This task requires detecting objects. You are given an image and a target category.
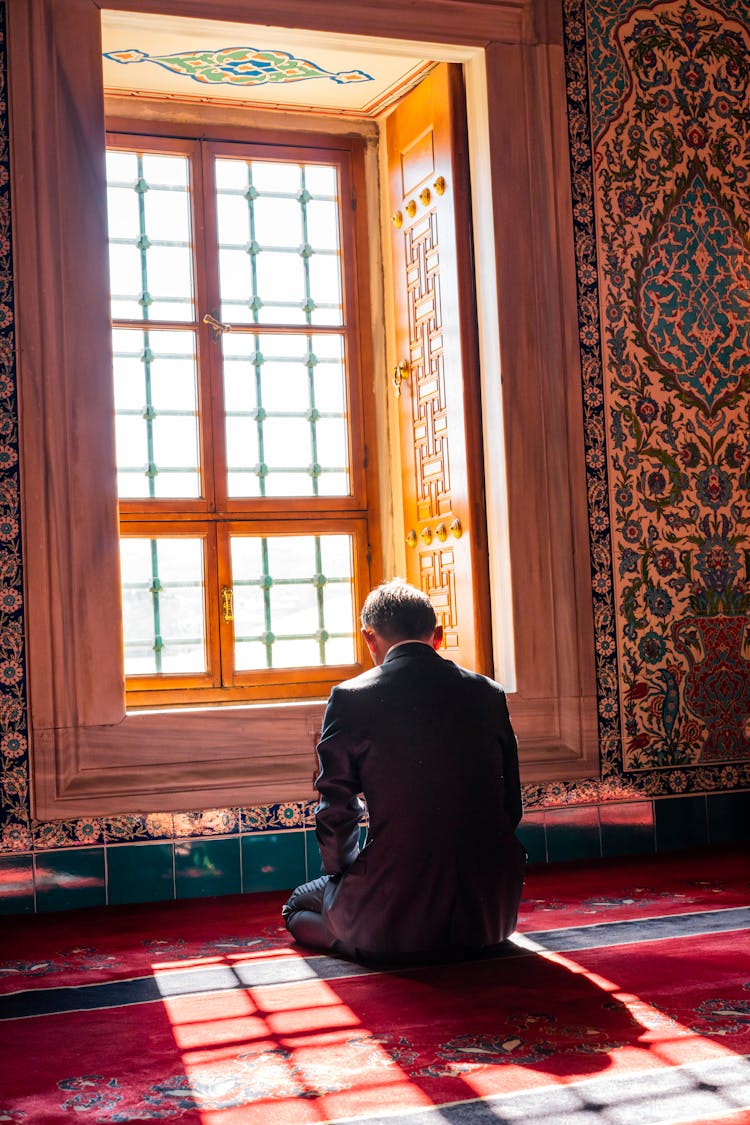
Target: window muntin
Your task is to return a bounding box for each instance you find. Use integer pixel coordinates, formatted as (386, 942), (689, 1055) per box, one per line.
(106, 133), (371, 703)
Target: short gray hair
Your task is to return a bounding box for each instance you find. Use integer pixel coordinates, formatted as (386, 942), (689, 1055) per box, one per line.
(360, 579), (437, 642)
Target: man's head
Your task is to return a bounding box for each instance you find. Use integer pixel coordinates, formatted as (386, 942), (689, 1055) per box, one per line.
(360, 579), (443, 665)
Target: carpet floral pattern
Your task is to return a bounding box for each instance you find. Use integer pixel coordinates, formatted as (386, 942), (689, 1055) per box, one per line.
(2, 852), (750, 1123)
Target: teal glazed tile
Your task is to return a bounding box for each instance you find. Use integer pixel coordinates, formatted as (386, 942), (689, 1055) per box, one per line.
(655, 795), (708, 852)
(600, 801), (655, 858)
(545, 806), (601, 863)
(35, 847), (106, 912)
(107, 843), (175, 905)
(707, 792), (750, 845)
(242, 831), (306, 893)
(0, 853), (34, 914)
(517, 813), (546, 864)
(175, 837), (241, 899)
(305, 828), (323, 881)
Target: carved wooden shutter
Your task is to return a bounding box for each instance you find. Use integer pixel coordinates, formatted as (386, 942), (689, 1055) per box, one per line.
(386, 63), (491, 672)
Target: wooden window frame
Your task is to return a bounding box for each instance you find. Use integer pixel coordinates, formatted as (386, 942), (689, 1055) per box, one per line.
(110, 127), (375, 706)
(9, 0), (598, 821)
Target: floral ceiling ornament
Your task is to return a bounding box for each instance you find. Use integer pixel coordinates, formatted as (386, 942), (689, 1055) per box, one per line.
(103, 46), (373, 87)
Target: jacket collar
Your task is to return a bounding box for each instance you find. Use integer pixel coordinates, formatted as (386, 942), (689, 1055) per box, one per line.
(382, 640), (441, 666)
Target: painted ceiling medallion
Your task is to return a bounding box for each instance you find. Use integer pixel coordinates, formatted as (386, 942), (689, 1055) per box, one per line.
(636, 166), (750, 416)
(103, 46), (374, 87)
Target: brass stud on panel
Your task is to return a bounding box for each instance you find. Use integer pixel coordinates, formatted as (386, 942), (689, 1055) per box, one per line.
(420, 527), (433, 545)
(419, 187), (432, 206)
(406, 529), (418, 548)
(392, 210), (403, 228)
(405, 199), (417, 217)
(433, 176), (446, 195)
(435, 522), (448, 542)
(450, 518), (463, 539)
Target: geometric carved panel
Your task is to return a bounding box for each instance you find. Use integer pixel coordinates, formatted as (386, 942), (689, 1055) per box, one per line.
(404, 210), (451, 523)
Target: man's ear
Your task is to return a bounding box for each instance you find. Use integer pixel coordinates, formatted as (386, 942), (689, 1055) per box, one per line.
(431, 624), (444, 651)
(361, 627), (377, 655)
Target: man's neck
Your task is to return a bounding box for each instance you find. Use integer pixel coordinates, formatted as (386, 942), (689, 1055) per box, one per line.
(385, 639), (434, 658)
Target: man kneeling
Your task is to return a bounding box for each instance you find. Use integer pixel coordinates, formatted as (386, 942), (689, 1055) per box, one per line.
(282, 579), (526, 962)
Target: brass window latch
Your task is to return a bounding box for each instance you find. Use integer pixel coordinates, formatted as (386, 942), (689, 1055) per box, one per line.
(221, 585), (234, 622)
(392, 359), (409, 399)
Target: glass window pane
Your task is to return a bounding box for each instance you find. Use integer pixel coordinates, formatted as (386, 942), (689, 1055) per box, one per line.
(120, 537), (206, 676)
(223, 360), (258, 413)
(254, 197), (303, 247)
(107, 186), (140, 239)
(316, 472), (349, 496)
(106, 150), (138, 183)
(313, 362), (347, 413)
(263, 418), (311, 469)
(264, 472), (316, 497)
(225, 416), (259, 468)
(234, 641), (268, 671)
(144, 189), (192, 244)
(219, 248), (252, 302)
(272, 638), (321, 669)
(304, 165), (337, 196)
(256, 251), (305, 304)
(266, 536), (316, 579)
(216, 194), (251, 245)
(306, 200), (340, 251)
(308, 254), (342, 308)
(109, 243), (142, 302)
(215, 158), (249, 191)
(316, 418), (348, 470)
(251, 161), (301, 194)
(260, 361), (308, 412)
(228, 533), (356, 670)
(147, 246), (193, 301)
(142, 153), (189, 188)
(270, 583), (319, 635)
(325, 636), (356, 664)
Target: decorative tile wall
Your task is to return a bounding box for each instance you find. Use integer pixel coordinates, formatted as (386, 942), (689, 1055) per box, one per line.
(563, 0), (750, 799)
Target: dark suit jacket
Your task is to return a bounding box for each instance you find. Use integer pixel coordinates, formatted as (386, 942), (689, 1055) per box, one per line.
(314, 641), (525, 958)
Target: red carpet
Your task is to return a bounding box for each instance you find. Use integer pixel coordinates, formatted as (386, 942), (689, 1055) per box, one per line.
(1, 847), (749, 1124)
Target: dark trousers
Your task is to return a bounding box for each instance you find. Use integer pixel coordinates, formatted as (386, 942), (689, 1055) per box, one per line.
(282, 875), (347, 955)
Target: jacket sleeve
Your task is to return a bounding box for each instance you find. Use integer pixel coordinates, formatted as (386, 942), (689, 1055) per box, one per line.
(498, 690), (523, 828)
(314, 686), (364, 876)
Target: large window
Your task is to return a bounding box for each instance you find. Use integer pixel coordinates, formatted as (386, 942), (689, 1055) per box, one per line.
(106, 134), (374, 705)
(10, 0), (597, 819)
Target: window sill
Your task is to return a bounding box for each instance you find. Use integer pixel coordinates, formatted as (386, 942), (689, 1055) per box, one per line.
(32, 699), (327, 820)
